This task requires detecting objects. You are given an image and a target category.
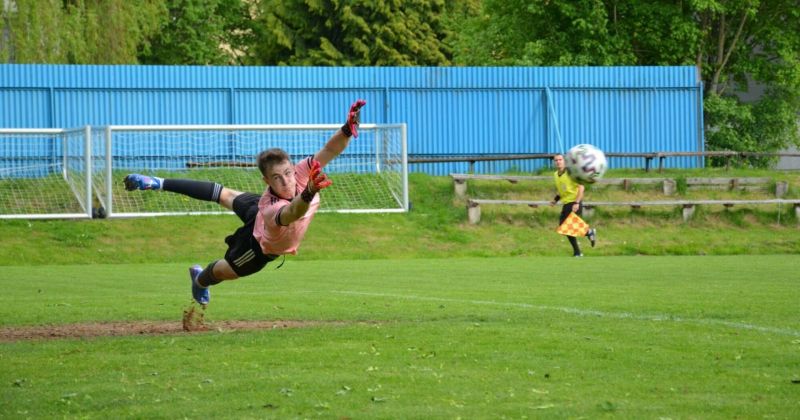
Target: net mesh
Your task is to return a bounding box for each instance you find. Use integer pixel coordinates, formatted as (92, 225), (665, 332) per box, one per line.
(96, 125), (406, 216)
(0, 129), (92, 218)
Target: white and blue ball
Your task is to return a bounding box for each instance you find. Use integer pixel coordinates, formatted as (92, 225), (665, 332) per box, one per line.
(565, 144), (607, 185)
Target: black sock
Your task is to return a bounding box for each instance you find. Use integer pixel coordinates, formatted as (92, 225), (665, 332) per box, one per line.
(197, 261), (223, 288)
(162, 179), (223, 203)
(568, 236), (581, 255)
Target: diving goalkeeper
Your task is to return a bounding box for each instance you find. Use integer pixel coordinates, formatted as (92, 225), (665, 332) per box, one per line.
(123, 99), (366, 306)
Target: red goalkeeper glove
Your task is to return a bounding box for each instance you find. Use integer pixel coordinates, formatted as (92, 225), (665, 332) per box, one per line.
(341, 99), (367, 138)
(301, 160), (332, 202)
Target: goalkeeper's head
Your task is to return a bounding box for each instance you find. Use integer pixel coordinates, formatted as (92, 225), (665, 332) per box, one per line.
(257, 148), (295, 200)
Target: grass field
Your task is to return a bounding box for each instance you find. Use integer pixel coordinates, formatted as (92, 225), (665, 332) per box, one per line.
(2, 169), (799, 418)
(1, 171), (799, 266)
(2, 256), (799, 418)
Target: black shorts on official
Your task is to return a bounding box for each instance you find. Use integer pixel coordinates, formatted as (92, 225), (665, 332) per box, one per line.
(223, 193), (278, 277)
(559, 202), (583, 225)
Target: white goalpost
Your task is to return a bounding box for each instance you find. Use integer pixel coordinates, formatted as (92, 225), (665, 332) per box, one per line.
(0, 124), (408, 219)
(0, 127), (94, 219)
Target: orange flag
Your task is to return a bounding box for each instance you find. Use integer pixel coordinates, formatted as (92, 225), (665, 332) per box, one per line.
(556, 212), (590, 237)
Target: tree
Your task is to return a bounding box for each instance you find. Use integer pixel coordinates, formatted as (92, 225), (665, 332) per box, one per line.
(691, 1), (800, 164)
(452, 0), (800, 164)
(451, 0), (637, 66)
(251, 0), (452, 66)
(66, 0), (167, 64)
(1, 0), (166, 64)
(1, 0), (66, 63)
(139, 0), (255, 65)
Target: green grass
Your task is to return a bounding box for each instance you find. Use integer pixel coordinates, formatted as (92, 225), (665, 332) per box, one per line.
(1, 171), (798, 266)
(1, 168), (799, 417)
(0, 174), (88, 214)
(2, 256), (799, 418)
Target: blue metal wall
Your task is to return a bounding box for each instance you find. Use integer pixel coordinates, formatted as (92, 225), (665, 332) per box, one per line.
(0, 65), (703, 174)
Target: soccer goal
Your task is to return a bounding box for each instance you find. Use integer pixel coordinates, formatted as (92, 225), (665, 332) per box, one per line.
(95, 124), (409, 218)
(0, 127), (95, 219)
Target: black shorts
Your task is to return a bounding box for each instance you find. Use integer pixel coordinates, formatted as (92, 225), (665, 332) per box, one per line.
(224, 193), (278, 277)
(559, 202), (583, 225)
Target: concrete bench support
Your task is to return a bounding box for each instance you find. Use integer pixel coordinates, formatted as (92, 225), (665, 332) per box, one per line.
(682, 204), (695, 221)
(663, 179), (676, 195)
(454, 178), (467, 198)
(467, 200), (481, 224)
(776, 181), (789, 197)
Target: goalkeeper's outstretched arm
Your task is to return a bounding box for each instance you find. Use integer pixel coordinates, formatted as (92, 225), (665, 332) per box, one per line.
(315, 99), (366, 167)
(278, 159), (332, 226)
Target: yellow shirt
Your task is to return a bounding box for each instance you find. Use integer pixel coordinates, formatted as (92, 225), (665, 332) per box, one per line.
(554, 170), (580, 203)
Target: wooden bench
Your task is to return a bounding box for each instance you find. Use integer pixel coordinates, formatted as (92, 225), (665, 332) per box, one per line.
(466, 198), (800, 224)
(452, 174), (789, 198)
(685, 177), (781, 192)
(451, 174), (551, 197)
(451, 173), (670, 198)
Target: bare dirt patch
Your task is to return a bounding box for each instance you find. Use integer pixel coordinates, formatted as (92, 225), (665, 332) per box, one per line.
(0, 319), (337, 342)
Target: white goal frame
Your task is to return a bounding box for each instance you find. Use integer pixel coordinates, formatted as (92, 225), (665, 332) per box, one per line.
(96, 124), (408, 218)
(0, 127), (94, 219)
(2, 124), (409, 219)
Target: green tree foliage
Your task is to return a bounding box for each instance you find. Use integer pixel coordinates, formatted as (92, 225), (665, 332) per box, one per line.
(453, 0), (800, 164)
(251, 0), (452, 66)
(0, 0), (166, 64)
(440, 0), (481, 56)
(68, 0), (167, 64)
(139, 0), (255, 65)
(693, 1), (800, 164)
(452, 0), (636, 66)
(1, 0), (66, 63)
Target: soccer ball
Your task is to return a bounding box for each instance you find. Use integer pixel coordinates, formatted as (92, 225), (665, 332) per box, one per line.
(565, 144), (607, 184)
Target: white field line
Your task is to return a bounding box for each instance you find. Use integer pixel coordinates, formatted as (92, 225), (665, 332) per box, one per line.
(332, 290), (800, 337)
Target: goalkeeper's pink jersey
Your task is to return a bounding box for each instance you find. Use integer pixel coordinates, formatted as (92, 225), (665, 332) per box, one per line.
(253, 157), (320, 256)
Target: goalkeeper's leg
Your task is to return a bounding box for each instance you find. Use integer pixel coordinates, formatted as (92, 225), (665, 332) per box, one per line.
(163, 180), (244, 211)
(165, 182), (245, 211)
(162, 179), (224, 203)
(189, 238), (276, 305)
(124, 174), (242, 210)
(189, 260), (237, 306)
(188, 192), (277, 305)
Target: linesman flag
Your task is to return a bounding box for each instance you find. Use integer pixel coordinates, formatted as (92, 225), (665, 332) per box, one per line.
(556, 212), (590, 237)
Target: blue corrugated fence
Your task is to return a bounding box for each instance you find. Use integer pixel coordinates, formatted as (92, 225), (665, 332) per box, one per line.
(0, 65), (703, 175)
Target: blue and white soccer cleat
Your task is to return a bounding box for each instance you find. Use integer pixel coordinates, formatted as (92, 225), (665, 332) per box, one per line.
(587, 228), (597, 248)
(189, 265), (210, 305)
(123, 174), (162, 191)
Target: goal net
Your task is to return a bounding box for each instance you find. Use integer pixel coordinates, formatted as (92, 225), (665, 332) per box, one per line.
(0, 128), (94, 219)
(94, 124), (408, 217)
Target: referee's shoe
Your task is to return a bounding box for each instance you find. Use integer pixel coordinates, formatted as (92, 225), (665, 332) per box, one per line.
(587, 228), (597, 248)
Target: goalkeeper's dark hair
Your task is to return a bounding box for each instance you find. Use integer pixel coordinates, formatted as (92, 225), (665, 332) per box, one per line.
(257, 148), (291, 176)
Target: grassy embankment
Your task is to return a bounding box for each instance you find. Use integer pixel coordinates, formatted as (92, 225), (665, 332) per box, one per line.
(0, 168), (798, 266)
